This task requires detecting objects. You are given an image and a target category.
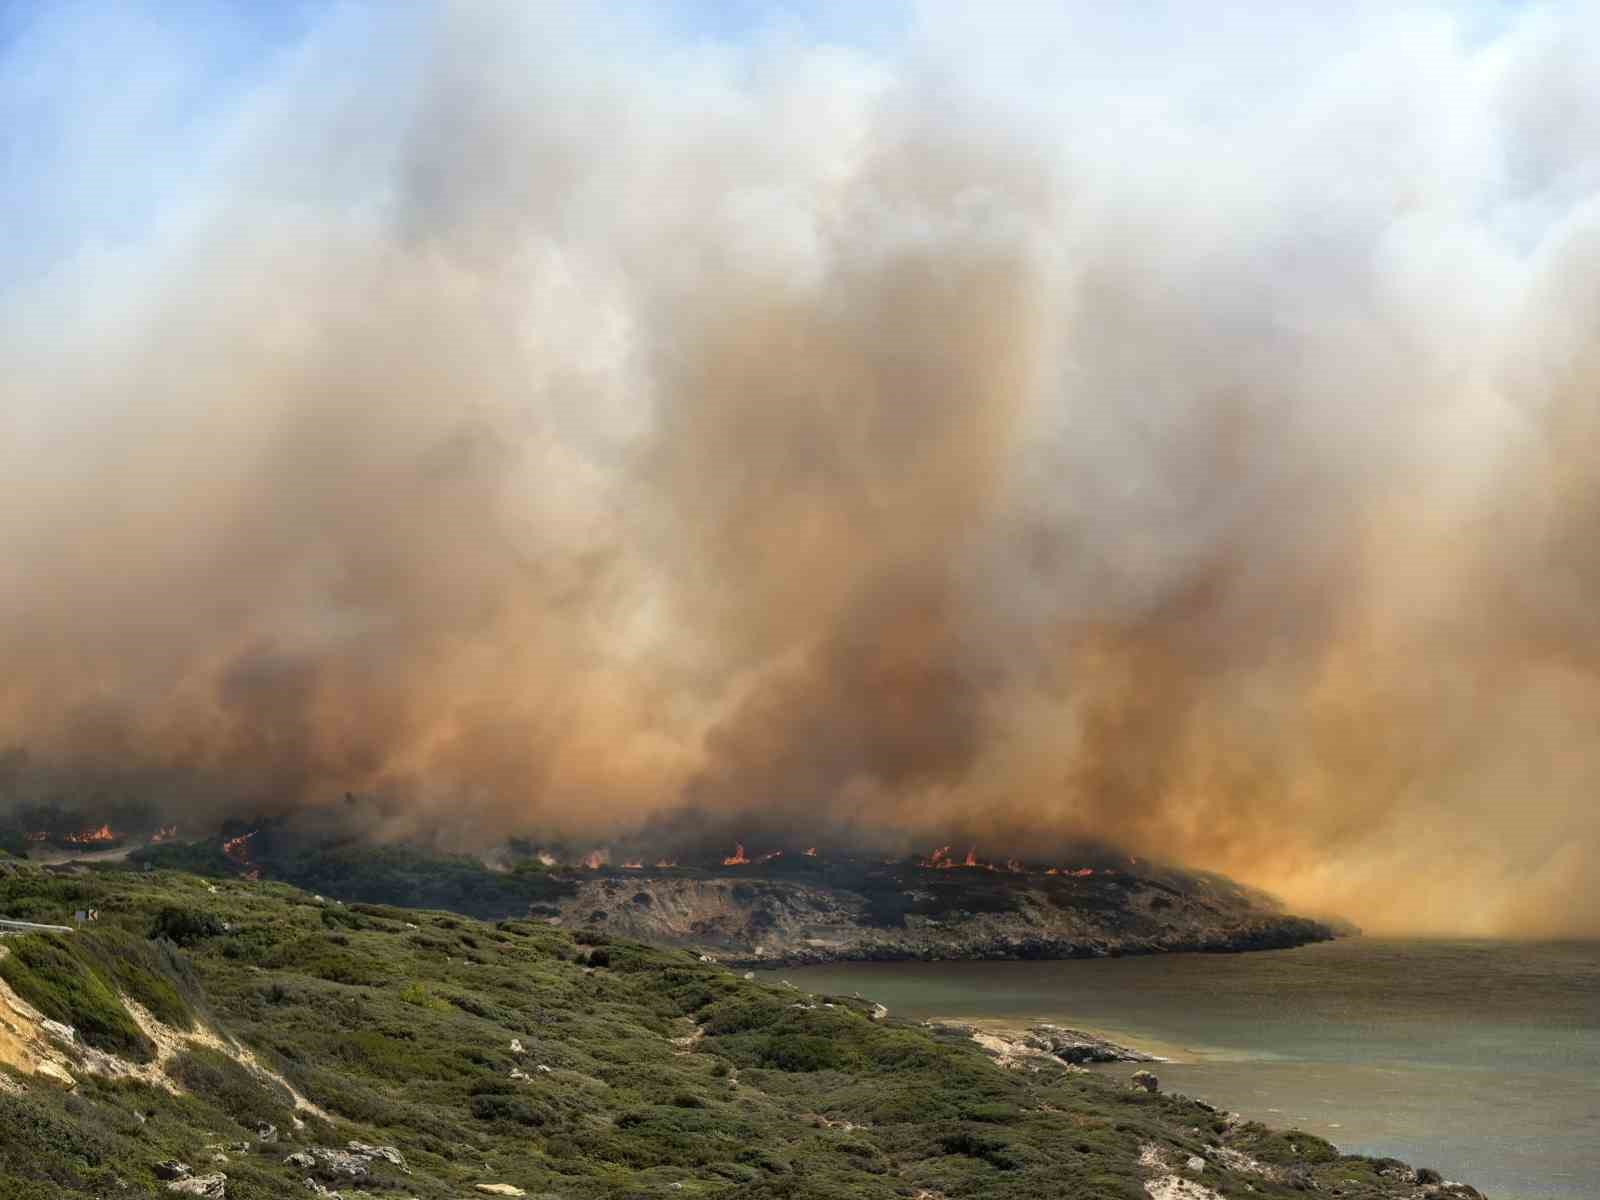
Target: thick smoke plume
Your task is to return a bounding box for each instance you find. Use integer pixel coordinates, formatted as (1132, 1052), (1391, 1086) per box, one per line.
(3, 3), (1599, 935)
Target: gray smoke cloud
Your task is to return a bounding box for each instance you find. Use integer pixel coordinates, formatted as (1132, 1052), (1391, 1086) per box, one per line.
(3, 1), (1599, 935)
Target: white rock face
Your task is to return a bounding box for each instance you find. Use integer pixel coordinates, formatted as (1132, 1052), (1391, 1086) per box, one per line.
(36, 1060), (76, 1088)
(1144, 1176), (1225, 1200)
(165, 1173), (227, 1198)
(1144, 1176), (1224, 1200)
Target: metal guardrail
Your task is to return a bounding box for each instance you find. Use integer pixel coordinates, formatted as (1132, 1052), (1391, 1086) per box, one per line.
(0, 917), (76, 933)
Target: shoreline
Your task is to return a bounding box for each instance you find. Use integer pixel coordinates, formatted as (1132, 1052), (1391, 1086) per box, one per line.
(933, 1014), (1187, 1063)
(760, 944), (1600, 1200)
(898, 1015), (1490, 1199)
(717, 920), (1341, 968)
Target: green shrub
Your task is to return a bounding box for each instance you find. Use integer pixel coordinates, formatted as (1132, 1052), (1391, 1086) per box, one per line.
(73, 931), (195, 1031)
(470, 1092), (551, 1127)
(149, 906), (224, 947)
(1238, 1123), (1341, 1165)
(398, 981), (450, 1011)
(962, 1102), (1023, 1123)
(753, 1032), (850, 1072)
(0, 1091), (113, 1188)
(164, 1046), (295, 1131)
(0, 935), (152, 1060)
(939, 1128), (1022, 1170)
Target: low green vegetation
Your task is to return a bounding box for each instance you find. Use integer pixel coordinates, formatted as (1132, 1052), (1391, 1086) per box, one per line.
(0, 932), (157, 1061)
(133, 837), (578, 918)
(0, 862), (1459, 1199)
(164, 1045), (296, 1131)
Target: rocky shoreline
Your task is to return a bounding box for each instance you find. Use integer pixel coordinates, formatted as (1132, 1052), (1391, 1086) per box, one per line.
(938, 1020), (1487, 1200)
(928, 1020), (1163, 1068)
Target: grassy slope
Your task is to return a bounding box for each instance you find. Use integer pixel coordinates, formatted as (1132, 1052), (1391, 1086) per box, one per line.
(0, 863), (1452, 1199)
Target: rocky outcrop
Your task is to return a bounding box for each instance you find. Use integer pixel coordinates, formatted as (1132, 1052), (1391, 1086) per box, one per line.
(283, 1143), (406, 1184)
(940, 1022), (1157, 1072)
(1143, 1177), (1223, 1200)
(555, 860), (1339, 966)
(1023, 1023), (1160, 1064)
(165, 1173), (226, 1198)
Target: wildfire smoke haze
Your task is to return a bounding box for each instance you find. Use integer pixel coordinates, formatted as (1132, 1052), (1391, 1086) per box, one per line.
(3, 3), (1600, 937)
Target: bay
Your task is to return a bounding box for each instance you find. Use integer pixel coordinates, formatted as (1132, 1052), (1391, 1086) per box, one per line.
(760, 939), (1600, 1200)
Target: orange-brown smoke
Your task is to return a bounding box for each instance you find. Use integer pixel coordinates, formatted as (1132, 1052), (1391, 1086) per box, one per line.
(2, 4), (1599, 936)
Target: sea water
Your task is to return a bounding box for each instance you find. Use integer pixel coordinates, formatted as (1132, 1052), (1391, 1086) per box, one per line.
(760, 939), (1600, 1199)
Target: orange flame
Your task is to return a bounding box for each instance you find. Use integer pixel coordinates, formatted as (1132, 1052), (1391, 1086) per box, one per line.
(1045, 867), (1059, 875)
(581, 850), (606, 870)
(722, 843), (750, 866)
(963, 847), (978, 867)
(621, 860), (643, 869)
(1073, 867), (1094, 878)
(149, 824), (179, 843)
(803, 847), (817, 857)
(1005, 858), (1024, 874)
(63, 824), (116, 844)
(654, 858), (678, 869)
(919, 845), (953, 868)
(222, 830), (256, 857)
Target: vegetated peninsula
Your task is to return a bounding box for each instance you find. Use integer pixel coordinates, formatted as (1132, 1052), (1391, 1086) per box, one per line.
(551, 855), (1337, 967)
(129, 829), (1342, 968)
(0, 859), (1476, 1200)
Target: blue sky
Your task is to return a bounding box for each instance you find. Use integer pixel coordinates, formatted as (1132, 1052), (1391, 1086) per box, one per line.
(0, 1), (912, 290)
(0, 0), (1546, 295)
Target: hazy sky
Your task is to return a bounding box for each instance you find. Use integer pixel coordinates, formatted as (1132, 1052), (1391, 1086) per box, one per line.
(3, 1), (1599, 937)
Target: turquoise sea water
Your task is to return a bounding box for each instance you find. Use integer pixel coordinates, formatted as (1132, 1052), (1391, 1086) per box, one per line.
(759, 939), (1600, 1200)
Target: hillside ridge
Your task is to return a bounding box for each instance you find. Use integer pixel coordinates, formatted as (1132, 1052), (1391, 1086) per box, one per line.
(0, 858), (1476, 1199)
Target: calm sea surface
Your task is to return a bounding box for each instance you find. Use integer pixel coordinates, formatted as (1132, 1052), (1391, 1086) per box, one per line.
(758, 939), (1600, 1200)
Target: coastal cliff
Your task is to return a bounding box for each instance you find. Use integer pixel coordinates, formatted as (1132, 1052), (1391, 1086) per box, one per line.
(553, 857), (1338, 965)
